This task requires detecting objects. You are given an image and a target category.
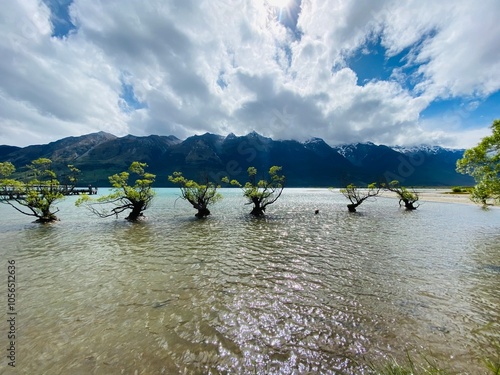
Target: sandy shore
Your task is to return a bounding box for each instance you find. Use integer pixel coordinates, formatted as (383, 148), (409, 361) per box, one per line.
(380, 189), (476, 205)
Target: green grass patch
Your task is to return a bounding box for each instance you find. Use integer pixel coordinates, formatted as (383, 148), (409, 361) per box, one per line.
(367, 347), (500, 375)
(449, 186), (473, 194)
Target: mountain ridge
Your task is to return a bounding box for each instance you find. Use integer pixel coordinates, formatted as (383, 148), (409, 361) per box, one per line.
(0, 131), (472, 187)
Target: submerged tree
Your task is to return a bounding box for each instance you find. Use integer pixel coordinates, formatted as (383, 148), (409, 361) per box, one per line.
(0, 158), (77, 223)
(168, 172), (222, 218)
(224, 166), (285, 216)
(456, 119), (500, 206)
(468, 180), (496, 206)
(340, 183), (381, 212)
(76, 162), (155, 221)
(62, 164), (81, 193)
(384, 180), (419, 210)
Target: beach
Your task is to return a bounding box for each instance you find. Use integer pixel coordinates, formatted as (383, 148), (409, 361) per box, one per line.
(381, 188), (476, 205)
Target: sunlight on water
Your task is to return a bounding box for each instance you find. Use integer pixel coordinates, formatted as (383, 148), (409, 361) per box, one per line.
(1, 189), (499, 374)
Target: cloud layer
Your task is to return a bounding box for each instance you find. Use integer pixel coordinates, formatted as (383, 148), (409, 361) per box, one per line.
(1, 0), (499, 148)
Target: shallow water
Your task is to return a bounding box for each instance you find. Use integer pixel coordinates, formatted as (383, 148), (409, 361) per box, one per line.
(1, 188), (499, 374)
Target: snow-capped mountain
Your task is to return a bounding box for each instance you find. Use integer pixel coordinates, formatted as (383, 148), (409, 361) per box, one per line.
(1, 132), (472, 187)
(391, 145), (461, 155)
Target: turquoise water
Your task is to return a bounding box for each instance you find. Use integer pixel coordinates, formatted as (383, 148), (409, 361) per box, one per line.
(1, 188), (499, 374)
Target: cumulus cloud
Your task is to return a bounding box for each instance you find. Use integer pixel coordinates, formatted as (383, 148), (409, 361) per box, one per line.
(0, 1), (130, 145)
(0, 0), (499, 148)
(378, 0), (500, 98)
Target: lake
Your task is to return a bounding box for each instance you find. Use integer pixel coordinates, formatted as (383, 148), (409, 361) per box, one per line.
(1, 188), (499, 374)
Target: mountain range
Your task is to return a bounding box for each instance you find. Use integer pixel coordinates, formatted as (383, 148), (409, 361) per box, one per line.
(0, 131), (473, 187)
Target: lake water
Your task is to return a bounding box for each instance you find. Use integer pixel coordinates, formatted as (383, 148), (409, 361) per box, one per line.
(1, 188), (499, 374)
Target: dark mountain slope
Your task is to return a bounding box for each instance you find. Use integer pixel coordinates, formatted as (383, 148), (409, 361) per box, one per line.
(4, 132), (117, 166)
(0, 132), (474, 187)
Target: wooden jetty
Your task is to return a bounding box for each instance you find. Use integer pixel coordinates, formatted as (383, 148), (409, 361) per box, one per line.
(0, 185), (98, 200)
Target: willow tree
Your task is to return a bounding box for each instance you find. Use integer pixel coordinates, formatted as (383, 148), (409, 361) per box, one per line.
(76, 162), (155, 221)
(384, 180), (419, 210)
(340, 183), (381, 212)
(168, 172), (222, 218)
(468, 180), (496, 206)
(0, 158), (78, 223)
(457, 119), (500, 205)
(63, 164), (81, 193)
(224, 166), (285, 216)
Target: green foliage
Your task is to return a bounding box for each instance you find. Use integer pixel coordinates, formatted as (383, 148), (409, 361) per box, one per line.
(469, 179), (497, 206)
(76, 161), (155, 221)
(0, 158), (72, 222)
(340, 182), (380, 212)
(243, 166), (285, 201)
(221, 176), (242, 187)
(340, 182), (379, 202)
(228, 166), (285, 216)
(0, 162), (15, 177)
(66, 164), (81, 186)
(484, 354), (500, 375)
(457, 119), (500, 204)
(367, 346), (500, 375)
(366, 349), (449, 375)
(369, 359), (446, 375)
(168, 172), (222, 217)
(382, 180), (419, 210)
(22, 158), (64, 221)
(388, 180), (418, 201)
(0, 162), (22, 201)
(450, 186), (473, 194)
(0, 162), (19, 192)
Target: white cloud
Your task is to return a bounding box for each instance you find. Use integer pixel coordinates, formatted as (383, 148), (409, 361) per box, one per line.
(0, 0), (129, 146)
(415, 121), (493, 149)
(0, 0), (499, 148)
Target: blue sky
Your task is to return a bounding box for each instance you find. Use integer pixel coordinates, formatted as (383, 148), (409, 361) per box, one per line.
(1, 0), (499, 148)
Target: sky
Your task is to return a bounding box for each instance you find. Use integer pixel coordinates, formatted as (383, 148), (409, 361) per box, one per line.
(1, 0), (499, 149)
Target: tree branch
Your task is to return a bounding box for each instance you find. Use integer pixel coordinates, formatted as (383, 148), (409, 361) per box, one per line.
(0, 200), (38, 218)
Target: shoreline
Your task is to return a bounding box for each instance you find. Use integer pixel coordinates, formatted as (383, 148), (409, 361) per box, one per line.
(380, 189), (477, 206)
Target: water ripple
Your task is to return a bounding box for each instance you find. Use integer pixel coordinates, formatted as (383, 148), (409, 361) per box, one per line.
(1, 189), (499, 374)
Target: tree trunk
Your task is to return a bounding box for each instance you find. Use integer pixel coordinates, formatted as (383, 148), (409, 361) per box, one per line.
(403, 200), (417, 210)
(250, 207), (265, 216)
(347, 203), (358, 212)
(126, 203), (144, 221)
(250, 202), (265, 216)
(195, 207), (211, 218)
(36, 209), (58, 223)
(35, 215), (58, 223)
(249, 197), (265, 216)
